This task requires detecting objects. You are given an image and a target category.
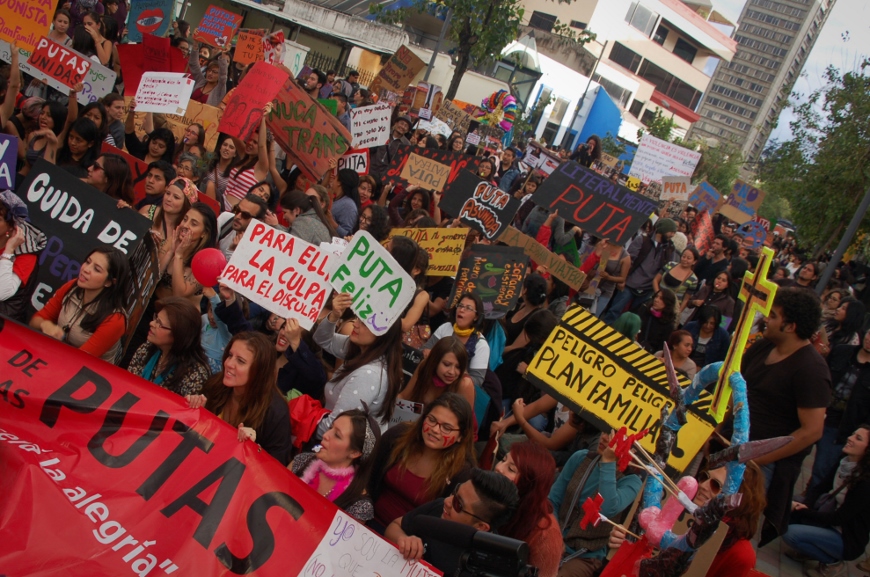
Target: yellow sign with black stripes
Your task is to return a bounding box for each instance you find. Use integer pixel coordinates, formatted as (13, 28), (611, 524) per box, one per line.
(527, 306), (716, 472)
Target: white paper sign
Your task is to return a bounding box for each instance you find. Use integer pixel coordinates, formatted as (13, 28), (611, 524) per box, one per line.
(338, 149), (369, 175)
(418, 108), (431, 120)
(320, 236), (349, 257)
(661, 176), (692, 201)
(134, 72), (196, 115)
(304, 510), (441, 577)
(223, 222), (332, 329)
(628, 134), (702, 185)
(328, 230), (416, 336)
(416, 117), (452, 138)
(0, 40), (117, 106)
(390, 399), (424, 427)
(350, 102), (391, 149)
(465, 133), (481, 145)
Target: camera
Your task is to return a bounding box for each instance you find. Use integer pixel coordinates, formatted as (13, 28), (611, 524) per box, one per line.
(459, 531), (538, 577)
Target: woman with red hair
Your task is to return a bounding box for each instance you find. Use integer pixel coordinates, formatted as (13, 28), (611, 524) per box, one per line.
(495, 442), (562, 577)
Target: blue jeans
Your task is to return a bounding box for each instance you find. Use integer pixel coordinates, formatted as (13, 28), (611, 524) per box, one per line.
(601, 288), (652, 324)
(782, 525), (844, 564)
(808, 426), (845, 495)
(594, 294), (612, 318)
(760, 462), (775, 491)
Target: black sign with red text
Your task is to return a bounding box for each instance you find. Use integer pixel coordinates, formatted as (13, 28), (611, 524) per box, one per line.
(439, 170), (521, 241)
(384, 145), (481, 191)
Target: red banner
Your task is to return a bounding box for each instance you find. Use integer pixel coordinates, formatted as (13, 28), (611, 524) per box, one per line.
(193, 5), (242, 49)
(28, 36), (92, 89)
(0, 318), (441, 577)
(219, 62), (289, 141)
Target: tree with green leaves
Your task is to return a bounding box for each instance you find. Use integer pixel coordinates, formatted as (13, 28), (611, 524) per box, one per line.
(371, 0), (594, 100)
(690, 140), (743, 199)
(599, 133), (627, 157)
(637, 109), (677, 142)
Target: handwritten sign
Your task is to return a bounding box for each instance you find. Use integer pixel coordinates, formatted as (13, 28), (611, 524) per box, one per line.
(0, 0), (57, 52)
(388, 228), (467, 276)
(688, 180), (721, 214)
(385, 146), (481, 192)
(525, 141), (562, 175)
(368, 45), (425, 99)
(329, 230), (415, 336)
(223, 222), (331, 330)
(439, 170), (520, 241)
(234, 30), (264, 65)
(128, 0), (174, 42)
(134, 72), (195, 115)
(0, 133), (17, 190)
(350, 102), (391, 149)
(499, 226), (586, 290)
(719, 180), (765, 224)
(448, 244), (527, 320)
(163, 101), (222, 152)
(27, 37), (91, 89)
(532, 161), (657, 244)
(400, 152), (451, 193)
(660, 176), (691, 202)
(527, 306), (716, 472)
(193, 5), (242, 48)
(220, 61), (289, 140)
(600, 152), (618, 168)
(628, 134), (701, 185)
(268, 77), (351, 181)
(416, 116), (452, 138)
(435, 100), (474, 134)
(338, 149), (369, 175)
(142, 33), (186, 73)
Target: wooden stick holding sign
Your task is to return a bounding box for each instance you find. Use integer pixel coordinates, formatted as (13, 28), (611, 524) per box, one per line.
(708, 246), (778, 422)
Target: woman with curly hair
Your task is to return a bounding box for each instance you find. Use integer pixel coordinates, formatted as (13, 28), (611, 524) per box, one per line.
(358, 204), (391, 242)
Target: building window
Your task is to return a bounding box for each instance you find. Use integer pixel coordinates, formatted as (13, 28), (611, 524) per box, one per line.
(570, 20), (587, 29)
(673, 38), (697, 63)
(528, 11), (557, 33)
(593, 74), (632, 108)
(629, 99), (645, 117)
(637, 59), (702, 109)
(625, 2), (659, 37)
(610, 42), (643, 74)
(640, 109), (659, 126)
(653, 24), (669, 45)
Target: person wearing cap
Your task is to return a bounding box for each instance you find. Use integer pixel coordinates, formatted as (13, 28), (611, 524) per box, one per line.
(601, 218), (676, 324)
(370, 115), (411, 180)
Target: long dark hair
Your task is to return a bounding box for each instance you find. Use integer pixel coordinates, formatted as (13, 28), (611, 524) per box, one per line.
(71, 25), (96, 57)
(406, 336), (469, 404)
(148, 297), (210, 391)
(650, 287), (677, 324)
(449, 291), (485, 332)
(336, 168), (361, 210)
(98, 154), (134, 204)
(181, 203), (217, 266)
(846, 424), (870, 490)
(58, 118), (100, 168)
(403, 189), (430, 216)
(500, 442), (556, 542)
(63, 247), (129, 334)
(41, 102), (67, 136)
(331, 409), (380, 511)
(831, 299), (866, 347)
(208, 134), (237, 177)
(81, 102), (109, 143)
(145, 128), (177, 163)
(280, 189), (337, 237)
(361, 205), (391, 242)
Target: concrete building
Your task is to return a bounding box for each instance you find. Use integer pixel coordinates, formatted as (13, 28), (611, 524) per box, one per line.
(687, 0), (837, 164)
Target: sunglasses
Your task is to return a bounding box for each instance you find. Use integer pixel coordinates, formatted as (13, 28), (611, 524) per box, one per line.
(91, 163), (104, 172)
(233, 206), (254, 219)
(450, 482), (486, 522)
(698, 471), (723, 495)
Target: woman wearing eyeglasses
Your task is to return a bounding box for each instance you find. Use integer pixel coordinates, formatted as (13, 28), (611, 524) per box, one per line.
(367, 392), (476, 533)
(423, 292), (490, 387)
(29, 247), (129, 363)
(127, 297), (210, 396)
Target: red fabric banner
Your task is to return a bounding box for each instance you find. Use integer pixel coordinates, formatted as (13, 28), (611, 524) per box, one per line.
(0, 319), (439, 577)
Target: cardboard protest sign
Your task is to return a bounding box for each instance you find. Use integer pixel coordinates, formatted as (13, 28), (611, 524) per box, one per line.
(439, 170), (521, 241)
(498, 226), (586, 290)
(435, 100), (474, 134)
(448, 244), (527, 319)
(223, 222), (331, 329)
(720, 180), (766, 224)
(134, 72), (195, 115)
(661, 176), (692, 202)
(267, 77), (351, 181)
(527, 306), (717, 472)
(411, 81), (443, 118)
(219, 62), (289, 141)
(368, 45), (425, 100)
(234, 30), (265, 65)
(350, 102), (391, 149)
(27, 37), (91, 89)
(628, 133), (701, 185)
(391, 398), (425, 426)
(388, 228), (467, 276)
(329, 230), (416, 336)
(400, 152), (451, 193)
(738, 219), (767, 250)
(385, 145), (481, 192)
(0, 0), (57, 52)
(19, 159), (156, 349)
(600, 152), (619, 168)
(128, 0), (174, 42)
(193, 5), (242, 49)
(0, 320), (443, 577)
(337, 149), (369, 175)
(688, 180), (720, 214)
(0, 133), (17, 190)
(101, 143), (149, 204)
(532, 161), (657, 244)
(524, 141), (561, 176)
(163, 101), (222, 152)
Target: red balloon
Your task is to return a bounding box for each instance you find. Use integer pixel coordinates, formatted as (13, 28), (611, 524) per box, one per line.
(191, 248), (227, 287)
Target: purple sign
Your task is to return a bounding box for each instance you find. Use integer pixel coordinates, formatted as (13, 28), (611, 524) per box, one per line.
(0, 133), (17, 190)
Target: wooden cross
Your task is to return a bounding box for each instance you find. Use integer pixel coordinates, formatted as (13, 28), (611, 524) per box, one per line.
(709, 245), (778, 422)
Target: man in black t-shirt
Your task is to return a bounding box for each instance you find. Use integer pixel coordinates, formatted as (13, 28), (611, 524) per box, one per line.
(741, 287), (831, 544)
(385, 469), (519, 577)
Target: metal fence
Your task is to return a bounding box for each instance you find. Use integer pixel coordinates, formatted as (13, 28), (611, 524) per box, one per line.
(304, 50), (378, 87)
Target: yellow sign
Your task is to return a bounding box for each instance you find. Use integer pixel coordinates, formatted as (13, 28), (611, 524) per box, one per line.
(527, 307), (716, 472)
(600, 152), (618, 168)
(164, 101), (223, 152)
(387, 228), (467, 276)
(626, 176), (641, 191)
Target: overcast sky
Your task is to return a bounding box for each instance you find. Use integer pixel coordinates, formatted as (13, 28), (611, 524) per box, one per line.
(711, 0), (869, 142)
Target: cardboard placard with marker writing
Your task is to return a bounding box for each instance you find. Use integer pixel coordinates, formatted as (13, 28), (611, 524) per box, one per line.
(448, 244), (527, 320)
(438, 170), (521, 241)
(384, 145), (481, 192)
(498, 226), (586, 290)
(387, 228), (467, 277)
(368, 45), (425, 100)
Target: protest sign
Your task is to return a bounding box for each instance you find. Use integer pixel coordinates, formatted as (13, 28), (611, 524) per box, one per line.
(434, 100), (474, 134)
(280, 39), (310, 77)
(27, 37), (91, 89)
(391, 398), (425, 426)
(134, 72), (195, 115)
(384, 145), (481, 192)
(754, 215), (771, 231)
(268, 77), (351, 181)
(220, 62), (289, 141)
(532, 161), (658, 244)
(388, 228), (467, 276)
(465, 133), (481, 146)
(0, 321), (443, 577)
(720, 180), (766, 224)
(401, 344), (424, 387)
(337, 148), (369, 175)
(400, 152), (451, 193)
(193, 5), (242, 48)
(600, 152), (618, 168)
(692, 209), (715, 256)
(163, 101), (222, 152)
(0, 0), (57, 52)
(101, 143), (149, 204)
(411, 81), (443, 117)
(368, 45), (426, 100)
(19, 159), (156, 348)
(498, 226), (586, 290)
(350, 102), (391, 149)
(329, 231), (416, 336)
(448, 244), (527, 319)
(0, 133), (17, 189)
(142, 33), (186, 73)
(416, 116), (452, 138)
(439, 170), (521, 241)
(234, 30), (265, 65)
(688, 180), (720, 214)
(524, 141), (562, 176)
(625, 176), (641, 192)
(527, 306), (716, 472)
(223, 222), (332, 330)
(738, 219), (767, 250)
(628, 133), (701, 185)
(660, 176), (692, 202)
(128, 0), (174, 42)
